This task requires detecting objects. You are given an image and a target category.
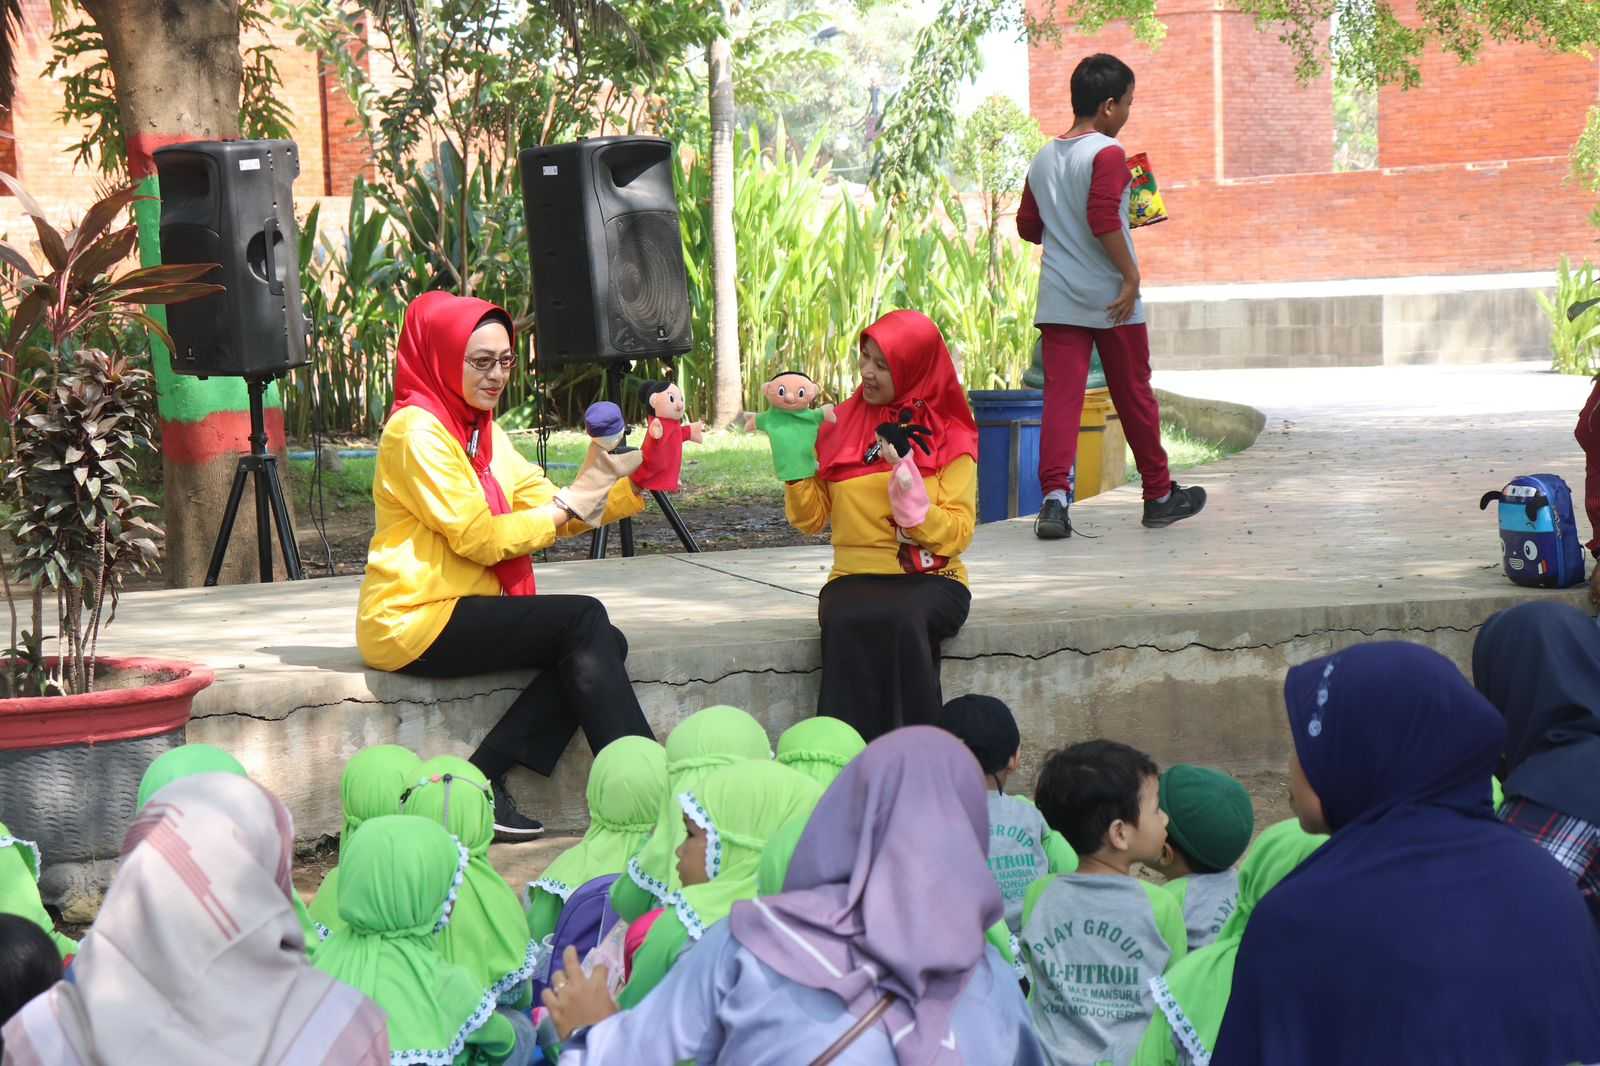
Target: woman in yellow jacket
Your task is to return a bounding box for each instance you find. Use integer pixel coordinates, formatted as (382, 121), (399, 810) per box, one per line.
(785, 309), (980, 740)
(358, 291), (652, 837)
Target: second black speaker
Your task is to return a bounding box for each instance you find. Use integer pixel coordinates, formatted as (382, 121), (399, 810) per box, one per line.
(155, 139), (308, 379)
(520, 137), (692, 367)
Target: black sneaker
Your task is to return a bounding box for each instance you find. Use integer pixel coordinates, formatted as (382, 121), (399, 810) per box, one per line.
(491, 781), (544, 841)
(1034, 498), (1072, 540)
(1143, 483), (1207, 528)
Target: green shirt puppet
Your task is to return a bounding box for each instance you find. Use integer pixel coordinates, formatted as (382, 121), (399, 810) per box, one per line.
(745, 370), (835, 481)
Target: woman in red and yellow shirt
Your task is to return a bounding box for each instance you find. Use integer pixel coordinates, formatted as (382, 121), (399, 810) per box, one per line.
(357, 291), (651, 836)
(784, 310), (979, 740)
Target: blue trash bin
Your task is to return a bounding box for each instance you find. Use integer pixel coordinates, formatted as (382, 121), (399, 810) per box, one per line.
(973, 344), (1106, 523)
(970, 390), (1045, 524)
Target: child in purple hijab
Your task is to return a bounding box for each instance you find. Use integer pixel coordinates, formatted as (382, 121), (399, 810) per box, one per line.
(541, 727), (1045, 1065)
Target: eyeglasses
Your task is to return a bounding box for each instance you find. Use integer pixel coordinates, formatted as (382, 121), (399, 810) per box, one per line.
(465, 354), (517, 373)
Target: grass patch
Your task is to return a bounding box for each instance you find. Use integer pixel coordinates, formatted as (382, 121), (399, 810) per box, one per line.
(509, 429), (781, 502)
(274, 421), (1236, 514)
(1133, 422), (1236, 480)
(284, 428), (783, 513)
(290, 456), (379, 514)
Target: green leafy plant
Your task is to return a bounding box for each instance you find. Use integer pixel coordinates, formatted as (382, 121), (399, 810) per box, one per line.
(0, 176), (223, 697)
(1576, 104), (1600, 229)
(673, 124), (1041, 413)
(1537, 258), (1600, 376)
(951, 94), (1047, 284)
(275, 0), (717, 429)
(287, 181), (410, 437)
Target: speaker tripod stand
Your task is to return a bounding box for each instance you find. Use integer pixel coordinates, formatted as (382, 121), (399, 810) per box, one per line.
(586, 362), (700, 559)
(204, 375), (305, 586)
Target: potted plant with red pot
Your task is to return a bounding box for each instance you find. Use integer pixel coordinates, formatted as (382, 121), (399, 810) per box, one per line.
(0, 175), (223, 916)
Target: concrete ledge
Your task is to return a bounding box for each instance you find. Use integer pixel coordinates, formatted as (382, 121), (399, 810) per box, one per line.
(37, 365), (1593, 859)
(1155, 389), (1266, 453)
(1145, 274), (1554, 370)
(150, 546), (1583, 845)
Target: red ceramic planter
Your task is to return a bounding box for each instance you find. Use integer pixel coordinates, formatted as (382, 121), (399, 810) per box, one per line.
(0, 657), (214, 750)
(0, 657), (215, 901)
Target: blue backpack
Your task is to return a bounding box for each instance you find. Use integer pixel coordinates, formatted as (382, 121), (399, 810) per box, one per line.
(531, 874), (621, 1004)
(1478, 474), (1586, 589)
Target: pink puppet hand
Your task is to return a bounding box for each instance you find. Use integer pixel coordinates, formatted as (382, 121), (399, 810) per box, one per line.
(821, 404), (837, 424)
(649, 418), (664, 441)
(888, 453), (930, 528)
(688, 421), (705, 444)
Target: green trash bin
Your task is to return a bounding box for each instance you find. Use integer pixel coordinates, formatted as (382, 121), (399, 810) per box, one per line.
(1023, 337), (1105, 390)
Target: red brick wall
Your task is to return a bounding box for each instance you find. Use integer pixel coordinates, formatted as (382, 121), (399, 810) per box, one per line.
(1030, 4), (1221, 184)
(1377, 0), (1597, 168)
(0, 108), (17, 183)
(320, 17), (374, 195)
(1220, 14), (1332, 177)
(0, 7), (372, 226)
(1132, 159), (1592, 283)
(1028, 0), (1600, 282)
(266, 19), (330, 198)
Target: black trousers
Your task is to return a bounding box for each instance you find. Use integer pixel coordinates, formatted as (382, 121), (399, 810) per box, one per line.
(400, 595), (654, 779)
(816, 574), (972, 742)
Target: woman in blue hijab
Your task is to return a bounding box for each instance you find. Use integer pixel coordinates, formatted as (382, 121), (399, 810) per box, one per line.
(1473, 601), (1600, 924)
(1212, 642), (1600, 1066)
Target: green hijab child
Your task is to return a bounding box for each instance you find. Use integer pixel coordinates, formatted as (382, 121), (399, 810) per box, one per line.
(134, 742), (327, 947)
(618, 760), (822, 1008)
(312, 815), (517, 1065)
(526, 736), (666, 944)
(1130, 819), (1328, 1066)
(611, 705), (772, 923)
(774, 717), (865, 787)
(756, 816), (810, 896)
(403, 756), (539, 1009)
(308, 744), (424, 936)
(0, 822), (76, 959)
(136, 743), (248, 809)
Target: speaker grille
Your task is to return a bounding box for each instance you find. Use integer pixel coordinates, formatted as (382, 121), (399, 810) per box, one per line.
(604, 211), (691, 354)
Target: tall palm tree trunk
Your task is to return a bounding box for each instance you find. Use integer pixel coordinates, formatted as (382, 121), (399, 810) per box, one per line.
(707, 0), (742, 426)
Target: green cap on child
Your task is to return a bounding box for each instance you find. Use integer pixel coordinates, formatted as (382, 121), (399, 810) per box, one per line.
(1159, 764), (1254, 872)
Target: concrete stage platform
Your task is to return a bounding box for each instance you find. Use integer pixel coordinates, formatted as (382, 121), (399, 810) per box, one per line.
(82, 364), (1592, 842)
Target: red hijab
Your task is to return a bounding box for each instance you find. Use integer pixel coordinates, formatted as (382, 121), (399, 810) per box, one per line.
(390, 290), (535, 596)
(815, 309), (979, 483)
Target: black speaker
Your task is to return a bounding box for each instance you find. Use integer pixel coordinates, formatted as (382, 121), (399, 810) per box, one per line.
(520, 136), (693, 367)
(154, 139), (309, 379)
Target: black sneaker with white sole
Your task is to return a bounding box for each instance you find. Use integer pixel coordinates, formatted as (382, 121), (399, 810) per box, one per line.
(491, 780), (545, 841)
(1142, 483), (1207, 528)
(1034, 498), (1072, 539)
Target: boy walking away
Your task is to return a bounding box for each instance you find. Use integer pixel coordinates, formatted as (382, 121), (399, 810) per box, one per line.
(1149, 764), (1255, 951)
(938, 695), (1078, 933)
(1022, 740), (1188, 1066)
(1019, 53), (1205, 539)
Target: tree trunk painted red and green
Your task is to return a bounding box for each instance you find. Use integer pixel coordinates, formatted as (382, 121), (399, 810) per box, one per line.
(83, 1), (295, 587)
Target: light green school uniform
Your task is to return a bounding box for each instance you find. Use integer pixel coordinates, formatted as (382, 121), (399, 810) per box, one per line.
(1021, 873), (1188, 1066)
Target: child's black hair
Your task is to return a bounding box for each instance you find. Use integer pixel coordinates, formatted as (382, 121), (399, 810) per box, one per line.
(1034, 739), (1158, 856)
(1071, 53), (1136, 119)
(938, 694), (1021, 777)
(0, 914), (61, 1053)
